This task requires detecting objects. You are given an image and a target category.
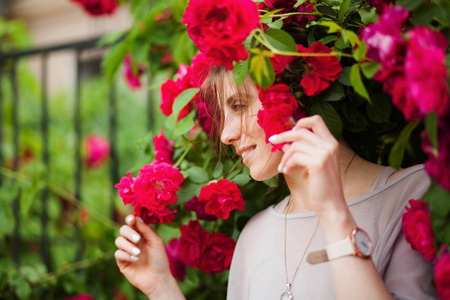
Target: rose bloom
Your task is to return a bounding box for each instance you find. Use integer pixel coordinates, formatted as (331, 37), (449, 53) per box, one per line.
(402, 27), (449, 120)
(122, 161), (184, 224)
(160, 78), (193, 120)
(198, 232), (236, 273)
(402, 199), (436, 261)
(196, 102), (215, 137)
(178, 220), (210, 268)
(367, 0), (395, 14)
(198, 179), (245, 220)
(153, 129), (174, 165)
(270, 52), (298, 75)
(258, 0), (315, 28)
(435, 249), (450, 300)
(71, 0), (118, 16)
(182, 0), (259, 69)
(122, 54), (144, 90)
(115, 171), (136, 206)
(297, 42), (342, 96)
(185, 196), (217, 221)
(66, 294), (94, 300)
(85, 134), (110, 168)
(165, 238), (186, 282)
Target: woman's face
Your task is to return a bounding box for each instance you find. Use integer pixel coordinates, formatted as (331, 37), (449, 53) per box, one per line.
(219, 73), (283, 181)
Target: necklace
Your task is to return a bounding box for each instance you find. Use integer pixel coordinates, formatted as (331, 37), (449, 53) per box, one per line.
(281, 199), (319, 300)
(281, 152), (357, 300)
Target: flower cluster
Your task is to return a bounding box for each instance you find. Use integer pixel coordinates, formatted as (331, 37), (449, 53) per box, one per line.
(70, 0), (118, 16)
(153, 130), (174, 165)
(177, 220), (236, 274)
(182, 0), (260, 70)
(362, 6), (449, 121)
(115, 161), (184, 224)
(84, 134), (110, 168)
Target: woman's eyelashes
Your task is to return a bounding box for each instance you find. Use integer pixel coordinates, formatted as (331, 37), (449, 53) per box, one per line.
(231, 103), (246, 112)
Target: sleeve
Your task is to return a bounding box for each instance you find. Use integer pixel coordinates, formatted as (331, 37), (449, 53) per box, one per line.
(382, 224), (438, 300)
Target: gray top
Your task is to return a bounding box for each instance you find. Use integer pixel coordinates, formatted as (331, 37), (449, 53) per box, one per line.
(227, 166), (437, 299)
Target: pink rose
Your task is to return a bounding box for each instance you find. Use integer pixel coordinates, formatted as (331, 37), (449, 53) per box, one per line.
(70, 0), (118, 16)
(153, 130), (174, 165)
(198, 179), (245, 220)
(198, 232), (236, 274)
(85, 134), (110, 168)
(122, 54), (144, 90)
(435, 248), (450, 300)
(165, 238), (186, 282)
(297, 42), (342, 96)
(185, 196), (217, 221)
(66, 294), (94, 300)
(402, 199), (436, 261)
(182, 0), (259, 70)
(114, 171), (136, 206)
(178, 220), (210, 268)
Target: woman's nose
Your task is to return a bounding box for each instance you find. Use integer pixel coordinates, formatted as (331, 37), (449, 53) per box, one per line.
(220, 115), (240, 145)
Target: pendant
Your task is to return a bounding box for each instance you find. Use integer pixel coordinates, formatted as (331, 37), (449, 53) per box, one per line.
(281, 283), (293, 300)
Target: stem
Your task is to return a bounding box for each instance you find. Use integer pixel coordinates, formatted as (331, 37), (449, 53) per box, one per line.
(227, 157), (242, 176)
(253, 32), (353, 58)
(173, 143), (193, 169)
(269, 12), (322, 17)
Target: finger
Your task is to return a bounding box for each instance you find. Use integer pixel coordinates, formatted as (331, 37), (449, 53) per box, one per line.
(269, 128), (320, 146)
(282, 152), (313, 174)
(134, 217), (164, 249)
(292, 115), (334, 138)
(125, 214), (136, 226)
(115, 249), (139, 263)
(115, 236), (142, 257)
(120, 225), (141, 244)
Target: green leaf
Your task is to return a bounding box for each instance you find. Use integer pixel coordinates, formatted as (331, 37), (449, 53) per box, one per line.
(320, 21), (341, 33)
(173, 116), (195, 136)
(338, 66), (352, 86)
(353, 40), (367, 62)
(177, 182), (200, 204)
(186, 166), (209, 183)
(411, 3), (442, 25)
(309, 101), (343, 139)
(231, 174), (251, 186)
(388, 121), (419, 168)
(96, 31), (125, 47)
(397, 0), (424, 11)
(263, 29), (297, 52)
(249, 54), (275, 89)
(425, 112), (438, 149)
(307, 28), (316, 46)
(366, 94), (392, 123)
(350, 64), (371, 103)
(425, 181), (450, 218)
(317, 6), (337, 19)
(172, 88), (200, 123)
(266, 19), (284, 29)
(317, 35), (337, 45)
(319, 82), (345, 101)
(338, 0), (351, 23)
(101, 40), (128, 82)
(260, 8), (285, 22)
(360, 61), (381, 79)
(233, 59), (249, 87)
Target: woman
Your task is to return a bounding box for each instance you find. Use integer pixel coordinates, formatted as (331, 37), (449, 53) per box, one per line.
(114, 68), (436, 299)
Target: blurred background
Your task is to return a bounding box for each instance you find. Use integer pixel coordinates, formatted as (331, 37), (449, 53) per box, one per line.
(0, 0), (184, 299)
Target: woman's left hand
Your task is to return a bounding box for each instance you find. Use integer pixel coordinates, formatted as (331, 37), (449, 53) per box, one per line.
(269, 115), (346, 216)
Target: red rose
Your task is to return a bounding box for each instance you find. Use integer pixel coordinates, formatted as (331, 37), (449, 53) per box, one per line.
(258, 84), (298, 111)
(258, 0), (315, 28)
(198, 232), (236, 273)
(71, 0), (118, 16)
(198, 179), (245, 220)
(122, 54), (144, 90)
(66, 294), (94, 300)
(115, 171), (136, 206)
(179, 220), (210, 268)
(165, 238), (186, 282)
(85, 134), (110, 168)
(182, 0), (259, 70)
(270, 53), (298, 75)
(153, 129), (174, 165)
(196, 102), (215, 137)
(402, 199), (436, 261)
(297, 42), (342, 96)
(136, 204), (176, 224)
(435, 249), (450, 300)
(160, 78), (193, 120)
(185, 196), (217, 221)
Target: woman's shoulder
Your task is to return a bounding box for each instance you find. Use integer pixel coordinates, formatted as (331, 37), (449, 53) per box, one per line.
(386, 164), (428, 184)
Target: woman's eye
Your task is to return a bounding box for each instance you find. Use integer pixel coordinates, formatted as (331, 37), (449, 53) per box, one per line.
(232, 104), (245, 112)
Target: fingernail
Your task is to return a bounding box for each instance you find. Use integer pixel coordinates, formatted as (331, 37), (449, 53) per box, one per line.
(291, 126), (296, 131)
(131, 247), (141, 255)
(131, 234), (140, 242)
(137, 217), (144, 223)
(131, 255), (139, 261)
(268, 135), (278, 143)
(278, 163), (283, 173)
(126, 215), (134, 223)
(283, 167), (287, 174)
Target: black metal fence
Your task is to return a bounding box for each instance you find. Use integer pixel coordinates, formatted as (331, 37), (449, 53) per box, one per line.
(0, 37), (153, 277)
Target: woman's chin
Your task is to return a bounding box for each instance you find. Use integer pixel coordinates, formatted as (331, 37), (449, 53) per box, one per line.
(249, 168), (278, 182)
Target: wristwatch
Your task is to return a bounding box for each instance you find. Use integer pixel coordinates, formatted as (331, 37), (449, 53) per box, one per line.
(306, 227), (373, 264)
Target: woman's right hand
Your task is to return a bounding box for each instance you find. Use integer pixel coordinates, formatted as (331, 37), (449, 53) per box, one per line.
(114, 215), (185, 299)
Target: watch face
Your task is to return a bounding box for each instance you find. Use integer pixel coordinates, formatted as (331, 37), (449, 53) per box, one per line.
(354, 230), (372, 257)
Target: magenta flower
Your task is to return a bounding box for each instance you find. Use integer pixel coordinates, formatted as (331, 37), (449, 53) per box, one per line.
(70, 0), (118, 16)
(122, 54), (144, 90)
(153, 129), (174, 165)
(65, 294), (94, 300)
(115, 171), (136, 206)
(165, 238), (187, 282)
(85, 134), (110, 168)
(435, 248), (450, 300)
(185, 196), (217, 221)
(258, 0), (315, 28)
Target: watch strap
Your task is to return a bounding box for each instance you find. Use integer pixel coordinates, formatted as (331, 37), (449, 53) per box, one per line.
(326, 236), (355, 260)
